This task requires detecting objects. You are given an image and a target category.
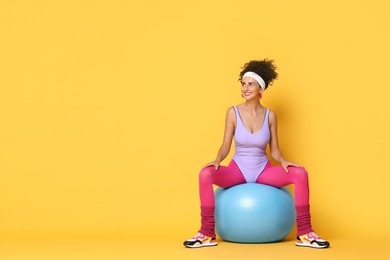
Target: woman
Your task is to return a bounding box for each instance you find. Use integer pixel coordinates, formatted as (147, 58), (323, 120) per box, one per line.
(183, 59), (330, 249)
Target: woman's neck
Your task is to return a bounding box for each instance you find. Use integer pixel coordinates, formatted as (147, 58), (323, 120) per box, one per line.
(244, 99), (262, 113)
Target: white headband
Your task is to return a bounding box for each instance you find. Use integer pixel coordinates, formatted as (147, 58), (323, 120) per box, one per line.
(242, 71), (266, 90)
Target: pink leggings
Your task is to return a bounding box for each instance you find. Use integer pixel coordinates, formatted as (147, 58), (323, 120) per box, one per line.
(198, 160), (313, 237)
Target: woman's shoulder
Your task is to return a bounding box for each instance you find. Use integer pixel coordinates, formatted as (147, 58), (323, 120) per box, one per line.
(231, 103), (245, 112)
(223, 106), (236, 126)
(267, 109), (277, 123)
(226, 106), (236, 117)
(267, 107), (275, 115)
(227, 104), (243, 112)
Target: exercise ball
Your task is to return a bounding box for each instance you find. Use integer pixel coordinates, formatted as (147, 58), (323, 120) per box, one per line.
(215, 183), (295, 243)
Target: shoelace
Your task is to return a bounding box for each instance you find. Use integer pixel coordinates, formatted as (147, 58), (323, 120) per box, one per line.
(193, 233), (205, 240)
(307, 232), (321, 240)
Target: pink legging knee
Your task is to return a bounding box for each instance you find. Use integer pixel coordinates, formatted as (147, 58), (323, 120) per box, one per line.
(199, 160), (309, 208)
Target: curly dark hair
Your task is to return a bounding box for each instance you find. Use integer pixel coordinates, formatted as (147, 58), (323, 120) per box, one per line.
(239, 59), (278, 90)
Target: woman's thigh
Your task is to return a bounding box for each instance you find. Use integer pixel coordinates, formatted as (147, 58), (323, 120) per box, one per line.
(202, 160), (246, 188)
(256, 162), (295, 187)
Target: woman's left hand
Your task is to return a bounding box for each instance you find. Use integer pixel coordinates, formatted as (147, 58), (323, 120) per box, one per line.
(281, 159), (302, 173)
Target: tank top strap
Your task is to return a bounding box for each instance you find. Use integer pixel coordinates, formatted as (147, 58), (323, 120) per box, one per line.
(264, 108), (270, 127)
(232, 105), (238, 113)
(232, 106), (243, 126)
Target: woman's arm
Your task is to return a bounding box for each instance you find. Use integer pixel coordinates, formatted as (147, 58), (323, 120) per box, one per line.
(203, 107), (235, 170)
(269, 110), (301, 172)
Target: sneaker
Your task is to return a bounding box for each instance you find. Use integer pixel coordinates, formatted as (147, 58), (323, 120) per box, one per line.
(295, 232), (330, 248)
(183, 232), (218, 248)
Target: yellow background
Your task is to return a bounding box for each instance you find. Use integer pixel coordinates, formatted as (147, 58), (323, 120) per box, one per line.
(1, 0), (389, 259)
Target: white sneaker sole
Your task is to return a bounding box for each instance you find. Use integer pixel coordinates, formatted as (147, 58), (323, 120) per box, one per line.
(295, 241), (330, 248)
(185, 241), (218, 248)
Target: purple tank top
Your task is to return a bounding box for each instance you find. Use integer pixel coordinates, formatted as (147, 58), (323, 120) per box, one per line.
(232, 106), (270, 183)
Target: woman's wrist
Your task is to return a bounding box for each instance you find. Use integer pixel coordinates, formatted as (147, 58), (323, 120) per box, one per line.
(279, 157), (287, 164)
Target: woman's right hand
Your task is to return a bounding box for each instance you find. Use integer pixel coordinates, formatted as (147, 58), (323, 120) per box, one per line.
(203, 160), (221, 170)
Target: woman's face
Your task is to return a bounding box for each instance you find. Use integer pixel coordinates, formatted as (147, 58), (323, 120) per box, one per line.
(241, 77), (262, 100)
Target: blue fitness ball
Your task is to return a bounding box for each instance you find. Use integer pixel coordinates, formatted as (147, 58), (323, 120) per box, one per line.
(215, 183), (295, 243)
